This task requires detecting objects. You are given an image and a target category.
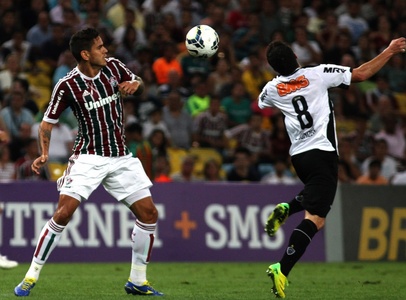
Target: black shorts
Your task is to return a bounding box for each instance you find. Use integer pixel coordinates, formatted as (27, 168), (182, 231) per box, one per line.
(291, 149), (338, 218)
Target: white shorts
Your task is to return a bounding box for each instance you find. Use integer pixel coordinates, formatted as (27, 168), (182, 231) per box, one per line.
(57, 154), (153, 201)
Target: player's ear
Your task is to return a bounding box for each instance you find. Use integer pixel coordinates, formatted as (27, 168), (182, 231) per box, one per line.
(80, 50), (90, 61)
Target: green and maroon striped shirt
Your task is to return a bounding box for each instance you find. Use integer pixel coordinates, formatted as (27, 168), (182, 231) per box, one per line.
(44, 57), (139, 157)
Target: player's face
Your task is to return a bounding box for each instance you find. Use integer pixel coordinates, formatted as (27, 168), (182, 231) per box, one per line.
(88, 36), (108, 68)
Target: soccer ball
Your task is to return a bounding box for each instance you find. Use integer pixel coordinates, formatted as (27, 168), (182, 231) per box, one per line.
(185, 25), (219, 58)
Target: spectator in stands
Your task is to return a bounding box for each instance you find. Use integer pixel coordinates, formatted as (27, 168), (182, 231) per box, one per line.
(291, 26), (322, 67)
(226, 0), (250, 31)
(369, 15), (393, 54)
(52, 49), (76, 86)
(114, 25), (139, 64)
(1, 29), (32, 70)
(186, 79), (211, 118)
(113, 8), (146, 47)
(258, 0), (283, 44)
(225, 112), (271, 165)
(217, 65), (243, 100)
(226, 146), (260, 182)
(374, 113), (406, 160)
(7, 78), (39, 117)
(107, 0), (144, 31)
(0, 144), (15, 181)
(382, 53), (406, 93)
(142, 107), (171, 141)
(0, 90), (35, 139)
(268, 112), (290, 162)
(315, 12), (340, 52)
(207, 58), (233, 97)
(31, 119), (74, 163)
(40, 22), (70, 71)
(0, 9), (19, 46)
(192, 95), (228, 154)
(149, 128), (169, 158)
(348, 113), (375, 165)
(352, 32), (376, 65)
(203, 158), (224, 181)
(132, 66), (161, 123)
(153, 154), (172, 183)
(152, 41), (183, 86)
(241, 48), (274, 102)
(200, 5), (232, 36)
(261, 157), (298, 185)
(221, 81), (252, 128)
(125, 122), (153, 180)
(232, 12), (262, 61)
(20, 0), (50, 32)
(0, 53), (28, 94)
(368, 94), (397, 134)
(49, 0), (78, 24)
(337, 0), (369, 45)
(162, 90), (193, 149)
(323, 31), (356, 64)
(363, 74), (398, 115)
(171, 154), (200, 182)
(26, 11), (52, 56)
(337, 137), (361, 183)
(157, 69), (191, 102)
(361, 138), (397, 181)
(15, 137), (50, 180)
(356, 159), (388, 185)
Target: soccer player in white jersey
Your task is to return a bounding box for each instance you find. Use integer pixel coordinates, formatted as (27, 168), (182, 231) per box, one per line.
(14, 28), (163, 296)
(259, 38), (406, 298)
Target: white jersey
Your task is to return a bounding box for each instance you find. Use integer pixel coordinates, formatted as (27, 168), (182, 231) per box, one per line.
(258, 64), (352, 156)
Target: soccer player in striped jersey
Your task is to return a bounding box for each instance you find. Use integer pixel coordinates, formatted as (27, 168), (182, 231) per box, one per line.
(259, 37), (406, 298)
(14, 28), (163, 296)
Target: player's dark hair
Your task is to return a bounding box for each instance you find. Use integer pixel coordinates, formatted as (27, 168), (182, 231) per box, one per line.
(266, 41), (299, 76)
(69, 27), (100, 62)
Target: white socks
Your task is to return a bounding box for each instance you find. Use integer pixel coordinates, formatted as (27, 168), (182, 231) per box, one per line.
(129, 220), (156, 285)
(26, 218), (65, 280)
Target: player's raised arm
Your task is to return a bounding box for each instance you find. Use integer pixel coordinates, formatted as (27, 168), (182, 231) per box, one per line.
(31, 120), (54, 174)
(352, 37), (406, 82)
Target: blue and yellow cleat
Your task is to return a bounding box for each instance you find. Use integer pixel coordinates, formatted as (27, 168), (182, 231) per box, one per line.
(124, 280), (164, 296)
(14, 277), (36, 297)
(267, 263), (288, 298)
(265, 203), (289, 237)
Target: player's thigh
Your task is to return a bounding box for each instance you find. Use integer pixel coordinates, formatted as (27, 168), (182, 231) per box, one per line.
(57, 154), (109, 200)
(103, 154), (152, 201)
(292, 150), (338, 217)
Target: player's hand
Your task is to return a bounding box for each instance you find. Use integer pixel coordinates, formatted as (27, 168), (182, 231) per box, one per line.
(388, 37), (406, 54)
(32, 155), (49, 175)
(118, 80), (141, 97)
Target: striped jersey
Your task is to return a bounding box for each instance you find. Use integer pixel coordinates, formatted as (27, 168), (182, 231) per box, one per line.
(44, 57), (139, 157)
(258, 64), (352, 156)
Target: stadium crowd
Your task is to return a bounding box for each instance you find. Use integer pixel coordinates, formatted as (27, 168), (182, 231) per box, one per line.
(0, 0), (406, 185)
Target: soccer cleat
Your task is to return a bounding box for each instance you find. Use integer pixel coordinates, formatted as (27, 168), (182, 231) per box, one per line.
(124, 279), (164, 296)
(265, 203), (289, 237)
(0, 254), (18, 269)
(14, 277), (37, 297)
(267, 263), (288, 298)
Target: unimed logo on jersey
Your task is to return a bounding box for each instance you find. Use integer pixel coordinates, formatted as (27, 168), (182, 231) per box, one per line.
(84, 91), (120, 111)
(276, 75), (309, 97)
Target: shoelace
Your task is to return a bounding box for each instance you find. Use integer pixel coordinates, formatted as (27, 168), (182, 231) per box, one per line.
(21, 280), (34, 291)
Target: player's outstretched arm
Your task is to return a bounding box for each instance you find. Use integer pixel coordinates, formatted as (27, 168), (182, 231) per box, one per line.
(352, 37), (406, 83)
(32, 120), (54, 174)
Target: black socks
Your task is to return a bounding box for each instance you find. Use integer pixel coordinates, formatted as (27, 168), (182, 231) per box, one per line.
(280, 219), (318, 276)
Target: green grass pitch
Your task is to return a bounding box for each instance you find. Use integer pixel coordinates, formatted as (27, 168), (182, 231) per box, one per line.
(1, 262), (406, 299)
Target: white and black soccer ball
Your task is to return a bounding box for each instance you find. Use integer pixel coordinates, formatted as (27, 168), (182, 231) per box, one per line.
(185, 25), (220, 58)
